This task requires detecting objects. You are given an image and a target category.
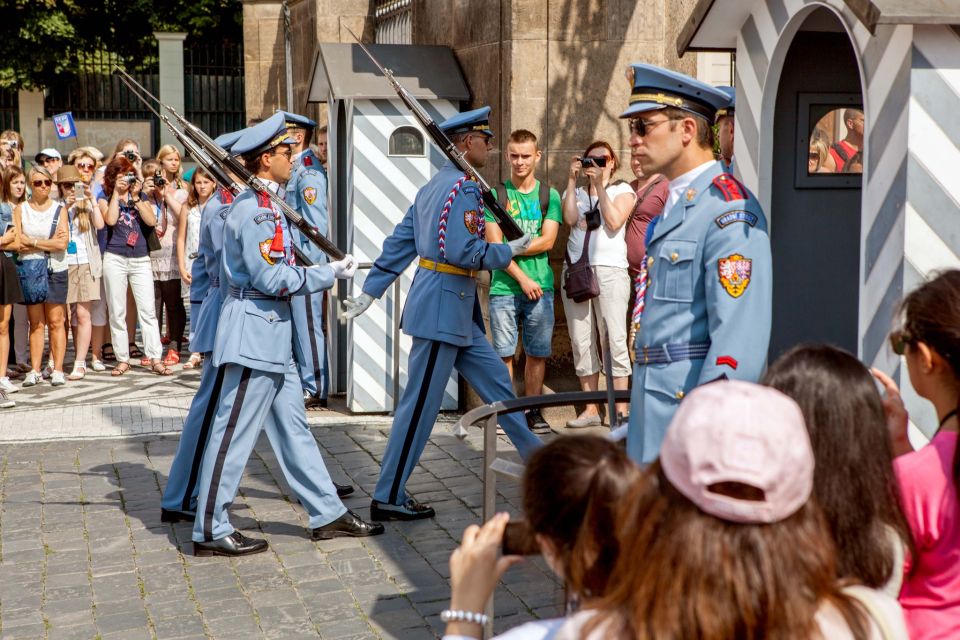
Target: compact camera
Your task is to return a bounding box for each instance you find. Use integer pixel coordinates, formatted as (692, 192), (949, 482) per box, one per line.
(154, 170), (166, 189)
(123, 150), (138, 162)
(580, 156), (607, 169)
(124, 172), (137, 185)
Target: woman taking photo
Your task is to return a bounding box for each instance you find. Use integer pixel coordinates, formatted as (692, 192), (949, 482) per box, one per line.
(561, 141), (636, 427)
(2, 167), (29, 375)
(875, 269), (960, 638)
(142, 158), (184, 366)
(13, 166), (69, 387)
(57, 165), (104, 380)
(177, 167), (215, 369)
(97, 155), (169, 376)
(0, 168), (24, 404)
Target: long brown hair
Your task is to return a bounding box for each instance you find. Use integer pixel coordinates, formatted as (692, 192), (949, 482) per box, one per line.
(102, 156), (135, 200)
(590, 463), (872, 639)
(2, 166), (25, 204)
(763, 345), (915, 589)
(899, 270), (960, 493)
(522, 435), (639, 599)
(186, 167), (214, 208)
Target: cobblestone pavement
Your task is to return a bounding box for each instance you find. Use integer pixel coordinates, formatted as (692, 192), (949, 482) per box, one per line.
(0, 422), (565, 639)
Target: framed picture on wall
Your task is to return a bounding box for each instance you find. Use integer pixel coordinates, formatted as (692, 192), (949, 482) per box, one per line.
(795, 93), (863, 189)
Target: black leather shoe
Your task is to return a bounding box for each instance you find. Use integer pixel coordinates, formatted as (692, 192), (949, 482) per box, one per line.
(311, 510), (385, 540)
(193, 531), (268, 557)
(370, 498), (436, 521)
(335, 482), (354, 498)
(304, 393), (330, 410)
(161, 508), (195, 523)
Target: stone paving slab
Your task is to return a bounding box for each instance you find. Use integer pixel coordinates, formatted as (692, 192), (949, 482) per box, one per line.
(0, 422), (564, 639)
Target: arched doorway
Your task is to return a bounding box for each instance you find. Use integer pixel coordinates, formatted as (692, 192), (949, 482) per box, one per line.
(767, 7), (864, 359)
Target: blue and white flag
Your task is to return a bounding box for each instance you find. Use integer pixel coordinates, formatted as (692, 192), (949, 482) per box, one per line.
(52, 112), (77, 140)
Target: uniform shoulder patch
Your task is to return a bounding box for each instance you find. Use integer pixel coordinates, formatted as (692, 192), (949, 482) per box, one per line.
(256, 192), (272, 209)
(303, 187), (317, 205)
(718, 253), (752, 298)
(219, 207), (228, 220)
(254, 212), (272, 225)
(259, 239), (277, 265)
(711, 173), (747, 202)
(715, 210), (758, 229)
(218, 188), (235, 204)
(463, 209), (480, 235)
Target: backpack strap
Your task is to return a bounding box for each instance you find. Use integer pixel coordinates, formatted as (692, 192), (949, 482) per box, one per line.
(538, 180), (550, 216)
(495, 182), (508, 212)
(47, 205), (63, 239)
(831, 141), (852, 164)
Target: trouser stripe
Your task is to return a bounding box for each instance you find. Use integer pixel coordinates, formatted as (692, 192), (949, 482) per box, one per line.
(202, 366), (252, 541)
(388, 341), (441, 504)
(182, 363), (227, 512)
(304, 295), (323, 392)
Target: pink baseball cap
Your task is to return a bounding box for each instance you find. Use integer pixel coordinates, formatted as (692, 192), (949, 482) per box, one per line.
(660, 380), (814, 524)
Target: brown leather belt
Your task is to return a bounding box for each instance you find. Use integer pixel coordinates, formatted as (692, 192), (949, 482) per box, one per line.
(418, 258), (477, 278)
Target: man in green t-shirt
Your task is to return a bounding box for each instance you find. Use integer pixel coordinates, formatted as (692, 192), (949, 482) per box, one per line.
(484, 129), (562, 433)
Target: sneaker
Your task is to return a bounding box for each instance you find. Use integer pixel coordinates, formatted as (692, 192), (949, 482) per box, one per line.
(0, 389), (13, 409)
(22, 371), (42, 387)
(0, 376), (18, 394)
(525, 409), (551, 434)
(50, 371), (66, 386)
(90, 359), (106, 372)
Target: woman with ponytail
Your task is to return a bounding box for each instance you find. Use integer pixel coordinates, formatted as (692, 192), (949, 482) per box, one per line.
(874, 269), (960, 638)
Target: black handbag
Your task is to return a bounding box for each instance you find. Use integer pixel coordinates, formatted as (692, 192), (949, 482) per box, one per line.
(563, 225), (600, 303)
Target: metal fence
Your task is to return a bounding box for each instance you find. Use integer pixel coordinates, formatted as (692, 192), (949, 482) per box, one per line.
(0, 90), (18, 132)
(184, 41), (246, 141)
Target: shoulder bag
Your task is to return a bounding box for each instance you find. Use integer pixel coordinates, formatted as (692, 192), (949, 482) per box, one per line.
(16, 205), (62, 305)
(563, 224), (599, 303)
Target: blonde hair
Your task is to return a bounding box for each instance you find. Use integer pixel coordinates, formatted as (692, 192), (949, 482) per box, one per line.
(156, 144), (183, 185)
(810, 139), (829, 172)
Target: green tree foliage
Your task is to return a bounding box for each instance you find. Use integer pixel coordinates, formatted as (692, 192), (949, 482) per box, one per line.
(0, 0), (242, 90)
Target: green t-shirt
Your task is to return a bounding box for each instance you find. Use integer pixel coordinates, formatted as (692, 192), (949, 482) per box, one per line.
(484, 180), (563, 296)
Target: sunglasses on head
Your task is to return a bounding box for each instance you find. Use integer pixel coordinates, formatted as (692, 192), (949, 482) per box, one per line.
(32, 179), (52, 188)
(889, 328), (914, 356)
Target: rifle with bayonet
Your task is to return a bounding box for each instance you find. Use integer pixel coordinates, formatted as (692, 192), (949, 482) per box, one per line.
(113, 66), (345, 261)
(345, 28), (525, 241)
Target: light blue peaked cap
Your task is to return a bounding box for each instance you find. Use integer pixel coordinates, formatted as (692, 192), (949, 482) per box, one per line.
(440, 106), (493, 137)
(620, 63), (730, 121)
(231, 112), (298, 156)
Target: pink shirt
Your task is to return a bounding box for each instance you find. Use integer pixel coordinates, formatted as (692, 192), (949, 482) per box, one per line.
(895, 430), (960, 639)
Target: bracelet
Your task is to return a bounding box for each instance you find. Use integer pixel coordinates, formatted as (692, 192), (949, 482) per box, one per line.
(440, 609), (488, 626)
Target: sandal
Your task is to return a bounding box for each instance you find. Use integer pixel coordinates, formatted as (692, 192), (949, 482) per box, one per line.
(129, 343), (145, 359)
(151, 361), (174, 376)
(67, 364), (86, 381)
(140, 356), (153, 367)
(183, 353), (202, 370)
(163, 348), (181, 367)
(90, 359), (106, 372)
(111, 362), (131, 377)
(101, 344), (116, 362)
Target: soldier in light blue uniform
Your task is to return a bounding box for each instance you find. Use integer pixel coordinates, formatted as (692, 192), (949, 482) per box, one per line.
(191, 114), (383, 556)
(279, 110), (332, 409)
(623, 64), (772, 464)
(343, 107), (540, 520)
(716, 86), (736, 174)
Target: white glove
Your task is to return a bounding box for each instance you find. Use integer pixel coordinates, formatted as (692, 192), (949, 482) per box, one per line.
(343, 293), (375, 319)
(328, 254), (358, 279)
(506, 233), (532, 257)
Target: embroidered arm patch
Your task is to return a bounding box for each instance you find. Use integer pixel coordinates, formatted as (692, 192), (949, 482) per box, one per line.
(259, 239), (277, 265)
(718, 253), (752, 298)
(254, 213), (272, 225)
(715, 210), (758, 229)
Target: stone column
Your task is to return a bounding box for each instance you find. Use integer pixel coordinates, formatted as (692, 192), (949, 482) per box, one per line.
(154, 32), (188, 154)
(17, 90), (45, 157)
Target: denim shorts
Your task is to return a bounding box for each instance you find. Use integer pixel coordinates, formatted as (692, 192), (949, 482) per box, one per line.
(488, 290), (554, 358)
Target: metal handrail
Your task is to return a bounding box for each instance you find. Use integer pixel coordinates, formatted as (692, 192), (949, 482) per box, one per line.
(452, 389), (631, 638)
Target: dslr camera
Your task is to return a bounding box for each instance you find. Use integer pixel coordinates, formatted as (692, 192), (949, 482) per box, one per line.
(580, 156), (607, 169)
(153, 170), (166, 189)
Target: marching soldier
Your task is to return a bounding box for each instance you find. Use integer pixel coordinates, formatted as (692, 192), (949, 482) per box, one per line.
(623, 64), (772, 464)
(279, 110), (332, 409)
(191, 113), (382, 556)
(343, 107), (541, 520)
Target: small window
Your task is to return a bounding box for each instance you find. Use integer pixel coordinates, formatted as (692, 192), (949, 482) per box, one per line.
(389, 126), (425, 157)
(795, 93), (863, 189)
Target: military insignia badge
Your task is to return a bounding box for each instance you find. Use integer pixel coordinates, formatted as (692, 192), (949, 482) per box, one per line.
(303, 187), (317, 205)
(685, 188), (697, 201)
(259, 239), (277, 265)
(718, 253), (752, 298)
(463, 209), (479, 235)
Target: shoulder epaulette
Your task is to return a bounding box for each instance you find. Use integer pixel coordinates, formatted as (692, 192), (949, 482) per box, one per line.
(303, 155), (313, 167)
(711, 173), (747, 202)
(218, 187), (235, 204)
(256, 191), (271, 209)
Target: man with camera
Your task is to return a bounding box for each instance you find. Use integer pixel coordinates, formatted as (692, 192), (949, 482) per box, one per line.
(484, 129), (561, 434)
(343, 107), (541, 521)
(622, 64), (772, 464)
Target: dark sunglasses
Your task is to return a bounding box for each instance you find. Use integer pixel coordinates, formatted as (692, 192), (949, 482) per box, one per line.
(808, 153), (819, 160)
(76, 162), (95, 170)
(889, 328), (915, 356)
(32, 179), (52, 187)
(629, 117), (682, 137)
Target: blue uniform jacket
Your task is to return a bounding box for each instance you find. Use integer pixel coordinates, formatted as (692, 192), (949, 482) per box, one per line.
(362, 163), (513, 348)
(288, 149), (329, 264)
(190, 190), (233, 355)
(187, 193), (221, 307)
(637, 160), (772, 396)
(213, 187), (336, 373)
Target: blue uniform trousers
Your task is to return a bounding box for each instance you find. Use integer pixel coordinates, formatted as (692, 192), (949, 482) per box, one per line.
(291, 291), (328, 399)
(373, 322), (542, 505)
(161, 355), (226, 512)
(192, 360), (346, 542)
